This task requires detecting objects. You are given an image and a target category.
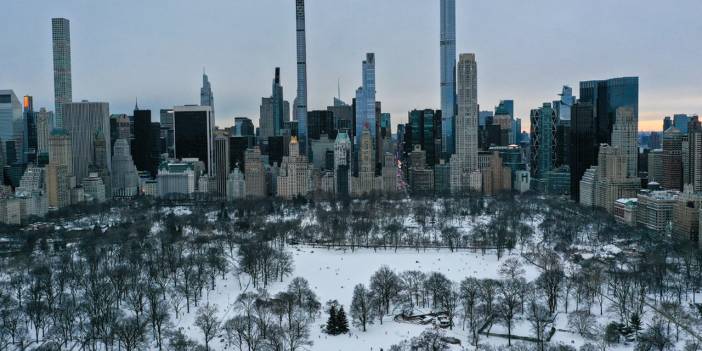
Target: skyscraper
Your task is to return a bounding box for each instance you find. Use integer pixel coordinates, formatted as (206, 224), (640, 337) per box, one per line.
(35, 108), (54, 156)
(355, 53), (376, 145)
(213, 134), (230, 196)
(530, 103), (557, 181)
(450, 53), (481, 193)
(173, 105), (214, 175)
(160, 109), (175, 157)
(132, 107), (158, 177)
(200, 70), (214, 119)
(63, 101), (111, 181)
(23, 96), (37, 163)
(260, 68), (288, 139)
(52, 18), (72, 128)
(295, 0), (308, 156)
(111, 139), (140, 198)
(611, 106), (638, 178)
(579, 77), (639, 147)
(440, 0), (456, 158)
(570, 77), (639, 200)
(0, 90), (22, 163)
(662, 127), (683, 190)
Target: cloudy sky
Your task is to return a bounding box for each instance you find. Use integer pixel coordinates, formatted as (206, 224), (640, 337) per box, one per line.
(2, 0), (701, 132)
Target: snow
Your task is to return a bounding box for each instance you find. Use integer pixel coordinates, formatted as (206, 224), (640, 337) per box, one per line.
(175, 246), (538, 350)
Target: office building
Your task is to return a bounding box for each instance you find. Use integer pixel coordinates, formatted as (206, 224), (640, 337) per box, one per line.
(132, 107), (159, 177)
(530, 103), (557, 185)
(570, 77), (638, 200)
(308, 110), (335, 140)
(159, 109), (175, 157)
(440, 0), (456, 157)
(407, 109), (442, 168)
(662, 127), (684, 190)
(244, 146), (266, 197)
(63, 101), (111, 181)
(35, 108), (53, 156)
(260, 68), (287, 139)
(0, 90), (22, 164)
(234, 117), (255, 137)
(173, 105), (214, 174)
(213, 134), (230, 196)
(52, 18), (72, 127)
(328, 103), (353, 136)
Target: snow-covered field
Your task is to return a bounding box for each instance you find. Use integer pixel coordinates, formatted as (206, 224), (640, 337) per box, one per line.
(175, 246), (537, 350)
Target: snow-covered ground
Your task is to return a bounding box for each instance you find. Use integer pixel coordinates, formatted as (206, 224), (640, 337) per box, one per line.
(174, 246), (537, 350)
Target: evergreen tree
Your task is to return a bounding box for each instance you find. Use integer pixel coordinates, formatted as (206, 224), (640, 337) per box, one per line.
(630, 312), (642, 336)
(337, 306), (349, 334)
(326, 305), (338, 335)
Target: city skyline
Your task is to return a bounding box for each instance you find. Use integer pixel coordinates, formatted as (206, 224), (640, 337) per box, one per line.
(2, 0), (701, 132)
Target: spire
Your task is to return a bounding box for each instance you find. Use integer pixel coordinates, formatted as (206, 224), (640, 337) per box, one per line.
(134, 97), (139, 111)
(337, 78), (341, 100)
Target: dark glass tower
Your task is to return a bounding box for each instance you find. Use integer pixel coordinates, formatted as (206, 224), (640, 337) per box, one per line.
(570, 76), (638, 200)
(174, 106), (214, 174)
(132, 107), (158, 177)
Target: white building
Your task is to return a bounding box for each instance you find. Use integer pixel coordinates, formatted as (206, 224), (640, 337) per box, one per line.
(579, 166), (598, 207)
(81, 172), (106, 203)
(158, 162), (196, 197)
(226, 168), (246, 200)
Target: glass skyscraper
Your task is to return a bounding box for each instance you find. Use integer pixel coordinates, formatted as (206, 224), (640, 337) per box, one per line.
(52, 18), (72, 128)
(354, 53), (376, 146)
(440, 0), (456, 158)
(570, 77), (639, 200)
(200, 70), (214, 120)
(579, 77), (638, 146)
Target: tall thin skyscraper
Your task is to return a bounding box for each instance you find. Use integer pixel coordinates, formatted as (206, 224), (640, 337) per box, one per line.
(200, 70), (214, 119)
(450, 53), (481, 193)
(440, 0), (456, 158)
(52, 18), (72, 128)
(295, 0), (308, 155)
(455, 53), (478, 170)
(355, 53), (376, 146)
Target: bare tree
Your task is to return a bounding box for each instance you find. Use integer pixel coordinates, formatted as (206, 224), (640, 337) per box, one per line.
(195, 303), (221, 351)
(350, 284), (372, 332)
(497, 279), (523, 345)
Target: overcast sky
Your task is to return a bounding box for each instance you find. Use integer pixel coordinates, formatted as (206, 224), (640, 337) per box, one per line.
(2, 0), (701, 132)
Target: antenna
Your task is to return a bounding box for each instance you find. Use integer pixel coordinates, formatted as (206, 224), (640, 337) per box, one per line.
(337, 78), (341, 100)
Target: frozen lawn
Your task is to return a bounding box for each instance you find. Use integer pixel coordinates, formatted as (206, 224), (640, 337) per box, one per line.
(175, 246), (536, 350)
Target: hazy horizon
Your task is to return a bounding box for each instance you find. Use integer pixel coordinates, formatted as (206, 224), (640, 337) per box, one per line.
(2, 0), (701, 132)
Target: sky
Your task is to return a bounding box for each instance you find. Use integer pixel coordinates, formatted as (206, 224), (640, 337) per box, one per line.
(2, 0), (701, 132)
